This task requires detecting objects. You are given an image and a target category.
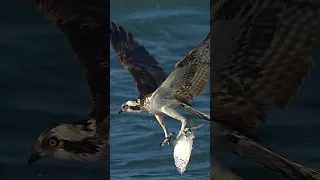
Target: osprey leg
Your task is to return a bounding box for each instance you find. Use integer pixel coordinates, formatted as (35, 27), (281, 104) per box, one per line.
(155, 114), (174, 146)
(155, 114), (168, 137)
(161, 106), (187, 139)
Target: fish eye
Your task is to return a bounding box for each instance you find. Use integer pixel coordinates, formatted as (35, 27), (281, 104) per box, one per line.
(48, 137), (58, 147)
(184, 128), (191, 134)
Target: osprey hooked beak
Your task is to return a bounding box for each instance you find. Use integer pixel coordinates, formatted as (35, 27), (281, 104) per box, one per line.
(118, 108), (123, 114)
(27, 146), (41, 166)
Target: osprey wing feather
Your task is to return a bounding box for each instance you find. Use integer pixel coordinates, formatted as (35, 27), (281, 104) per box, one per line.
(110, 22), (168, 99)
(211, 0), (320, 129)
(38, 0), (110, 135)
(158, 34), (210, 104)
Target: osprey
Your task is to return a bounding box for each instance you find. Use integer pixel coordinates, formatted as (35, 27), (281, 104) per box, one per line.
(211, 0), (320, 180)
(110, 23), (210, 146)
(27, 0), (109, 164)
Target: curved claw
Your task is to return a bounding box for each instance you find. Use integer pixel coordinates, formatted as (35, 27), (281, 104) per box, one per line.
(159, 132), (176, 147)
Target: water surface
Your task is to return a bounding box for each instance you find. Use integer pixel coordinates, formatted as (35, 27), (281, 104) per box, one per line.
(110, 1), (210, 179)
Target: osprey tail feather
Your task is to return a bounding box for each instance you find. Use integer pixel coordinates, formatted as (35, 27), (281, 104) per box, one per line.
(182, 103), (210, 121)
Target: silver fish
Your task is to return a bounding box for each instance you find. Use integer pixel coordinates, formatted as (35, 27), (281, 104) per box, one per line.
(173, 123), (205, 175)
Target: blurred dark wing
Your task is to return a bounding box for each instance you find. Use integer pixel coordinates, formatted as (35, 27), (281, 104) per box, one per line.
(36, 0), (109, 131)
(211, 0), (320, 129)
(211, 157), (243, 180)
(36, 0), (108, 24)
(211, 122), (320, 180)
(157, 34), (210, 104)
(110, 22), (168, 99)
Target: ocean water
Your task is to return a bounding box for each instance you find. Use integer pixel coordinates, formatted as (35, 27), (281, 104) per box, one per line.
(110, 0), (210, 180)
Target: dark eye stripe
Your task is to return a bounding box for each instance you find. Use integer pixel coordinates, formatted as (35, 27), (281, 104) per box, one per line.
(130, 106), (140, 110)
(62, 138), (101, 154)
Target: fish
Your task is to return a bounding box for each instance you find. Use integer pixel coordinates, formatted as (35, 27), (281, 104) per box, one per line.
(173, 123), (205, 175)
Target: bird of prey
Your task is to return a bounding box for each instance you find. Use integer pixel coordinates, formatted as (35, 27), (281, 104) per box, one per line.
(27, 0), (109, 164)
(110, 22), (210, 146)
(211, 0), (320, 179)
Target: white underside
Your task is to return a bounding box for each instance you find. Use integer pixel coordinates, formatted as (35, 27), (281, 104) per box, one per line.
(173, 132), (194, 175)
(145, 93), (187, 139)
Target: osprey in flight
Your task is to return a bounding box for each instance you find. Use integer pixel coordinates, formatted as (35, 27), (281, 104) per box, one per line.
(27, 0), (109, 164)
(211, 0), (320, 179)
(110, 23), (210, 145)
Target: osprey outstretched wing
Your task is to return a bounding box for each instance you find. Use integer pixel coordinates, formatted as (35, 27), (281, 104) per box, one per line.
(211, 0), (320, 179)
(211, 0), (318, 129)
(157, 33), (210, 104)
(27, 0), (109, 164)
(110, 22), (168, 100)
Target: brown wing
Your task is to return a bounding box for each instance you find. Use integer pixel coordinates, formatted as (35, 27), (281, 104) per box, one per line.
(36, 0), (108, 25)
(110, 22), (168, 99)
(35, 0), (109, 130)
(211, 0), (320, 129)
(157, 34), (210, 104)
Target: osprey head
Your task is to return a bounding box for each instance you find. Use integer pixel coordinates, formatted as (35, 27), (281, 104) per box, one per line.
(119, 100), (141, 114)
(27, 119), (106, 165)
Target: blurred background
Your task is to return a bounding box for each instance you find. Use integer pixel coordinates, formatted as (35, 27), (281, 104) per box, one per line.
(110, 0), (210, 180)
(0, 0), (108, 179)
(210, 1), (320, 180)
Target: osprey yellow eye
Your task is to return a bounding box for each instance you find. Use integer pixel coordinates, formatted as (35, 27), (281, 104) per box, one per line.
(49, 138), (58, 147)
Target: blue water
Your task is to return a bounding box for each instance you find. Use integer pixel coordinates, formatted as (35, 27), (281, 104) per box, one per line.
(110, 1), (210, 180)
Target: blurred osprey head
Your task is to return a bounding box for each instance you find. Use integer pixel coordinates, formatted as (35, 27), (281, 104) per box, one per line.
(119, 100), (142, 114)
(27, 118), (106, 165)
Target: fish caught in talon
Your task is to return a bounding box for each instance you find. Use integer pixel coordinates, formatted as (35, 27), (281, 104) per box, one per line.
(174, 124), (205, 175)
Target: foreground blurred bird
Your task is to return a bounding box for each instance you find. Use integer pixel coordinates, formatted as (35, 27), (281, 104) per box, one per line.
(211, 0), (320, 180)
(110, 23), (210, 146)
(27, 0), (109, 164)
(210, 157), (243, 180)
